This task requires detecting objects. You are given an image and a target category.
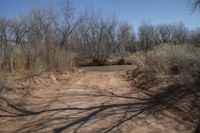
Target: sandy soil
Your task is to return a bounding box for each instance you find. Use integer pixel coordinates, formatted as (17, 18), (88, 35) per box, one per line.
(0, 65), (191, 133)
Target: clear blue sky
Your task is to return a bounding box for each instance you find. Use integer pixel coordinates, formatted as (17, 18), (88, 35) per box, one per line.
(0, 0), (199, 30)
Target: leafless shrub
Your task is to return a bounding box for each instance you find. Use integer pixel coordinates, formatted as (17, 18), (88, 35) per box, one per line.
(128, 43), (200, 86)
(145, 44), (200, 85)
(0, 44), (76, 73)
(126, 52), (147, 70)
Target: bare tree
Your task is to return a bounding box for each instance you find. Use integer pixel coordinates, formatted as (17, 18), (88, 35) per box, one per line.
(9, 16), (29, 46)
(55, 0), (83, 49)
(191, 0), (200, 10)
(0, 16), (9, 47)
(117, 22), (136, 57)
(29, 7), (57, 66)
(158, 24), (173, 43)
(138, 23), (160, 52)
(79, 11), (116, 65)
(171, 22), (188, 44)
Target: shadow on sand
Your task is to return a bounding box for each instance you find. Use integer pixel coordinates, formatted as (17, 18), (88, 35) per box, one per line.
(0, 84), (199, 133)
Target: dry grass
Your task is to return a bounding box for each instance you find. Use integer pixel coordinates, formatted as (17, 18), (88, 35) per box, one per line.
(0, 43), (76, 79)
(126, 52), (147, 70)
(0, 43), (77, 94)
(129, 43), (200, 85)
(147, 44), (200, 85)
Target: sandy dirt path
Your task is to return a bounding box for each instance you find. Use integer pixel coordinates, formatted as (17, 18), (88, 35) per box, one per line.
(0, 65), (190, 133)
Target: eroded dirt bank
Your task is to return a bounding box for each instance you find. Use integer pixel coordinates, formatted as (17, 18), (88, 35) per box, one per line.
(0, 65), (191, 133)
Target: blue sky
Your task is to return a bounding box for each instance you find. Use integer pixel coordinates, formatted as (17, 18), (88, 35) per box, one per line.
(0, 0), (199, 30)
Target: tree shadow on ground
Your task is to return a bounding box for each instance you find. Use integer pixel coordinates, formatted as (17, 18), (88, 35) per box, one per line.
(0, 84), (199, 133)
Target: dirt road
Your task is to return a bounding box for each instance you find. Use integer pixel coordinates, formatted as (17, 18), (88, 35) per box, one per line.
(0, 65), (190, 133)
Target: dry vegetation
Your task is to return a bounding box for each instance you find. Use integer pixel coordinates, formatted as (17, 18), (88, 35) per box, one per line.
(126, 43), (200, 132)
(128, 43), (200, 86)
(0, 1), (199, 72)
(0, 0), (200, 132)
